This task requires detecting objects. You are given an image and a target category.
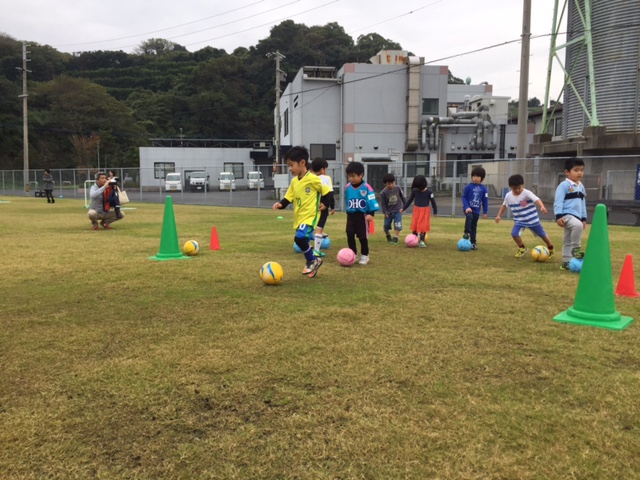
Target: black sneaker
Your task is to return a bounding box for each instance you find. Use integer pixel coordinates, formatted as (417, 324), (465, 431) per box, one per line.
(463, 233), (470, 240)
(385, 233), (392, 243)
(560, 262), (570, 270)
(470, 243), (478, 251)
(392, 236), (399, 245)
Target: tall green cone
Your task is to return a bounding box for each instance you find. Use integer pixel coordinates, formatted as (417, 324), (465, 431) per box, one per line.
(148, 196), (191, 261)
(554, 204), (633, 330)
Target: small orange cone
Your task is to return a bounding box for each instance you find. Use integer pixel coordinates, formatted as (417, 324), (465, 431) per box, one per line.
(615, 254), (640, 298)
(369, 218), (375, 234)
(210, 226), (220, 250)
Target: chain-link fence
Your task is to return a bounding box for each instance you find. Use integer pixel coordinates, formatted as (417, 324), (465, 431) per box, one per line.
(3, 155), (639, 225)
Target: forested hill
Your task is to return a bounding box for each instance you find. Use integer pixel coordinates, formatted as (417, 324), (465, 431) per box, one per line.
(0, 20), (461, 169)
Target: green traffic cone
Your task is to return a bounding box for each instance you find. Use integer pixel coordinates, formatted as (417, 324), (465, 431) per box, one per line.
(554, 204), (633, 330)
(148, 196), (191, 261)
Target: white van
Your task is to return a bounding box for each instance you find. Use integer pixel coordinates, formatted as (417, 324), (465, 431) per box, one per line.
(218, 172), (236, 191)
(165, 172), (182, 192)
(246, 171), (265, 189)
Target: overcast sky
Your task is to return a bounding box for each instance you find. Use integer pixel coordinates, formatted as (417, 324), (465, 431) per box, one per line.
(2, 0), (564, 101)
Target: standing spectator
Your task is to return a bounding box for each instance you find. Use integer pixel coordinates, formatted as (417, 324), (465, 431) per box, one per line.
(42, 169), (55, 204)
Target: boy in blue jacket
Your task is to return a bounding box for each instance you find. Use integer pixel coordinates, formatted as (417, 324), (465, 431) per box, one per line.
(345, 161), (379, 265)
(553, 157), (587, 270)
(461, 166), (489, 250)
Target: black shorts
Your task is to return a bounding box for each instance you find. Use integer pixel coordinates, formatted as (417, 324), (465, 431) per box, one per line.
(346, 212), (368, 238)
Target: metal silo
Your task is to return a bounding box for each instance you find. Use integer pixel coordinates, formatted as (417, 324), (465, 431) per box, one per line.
(563, 0), (640, 136)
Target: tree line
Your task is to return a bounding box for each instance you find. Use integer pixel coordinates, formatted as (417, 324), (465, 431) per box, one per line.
(0, 21), (466, 170)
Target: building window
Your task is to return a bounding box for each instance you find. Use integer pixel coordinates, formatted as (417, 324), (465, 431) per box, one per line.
(154, 162), (175, 179)
(554, 117), (562, 137)
(224, 162), (244, 178)
(404, 153), (430, 177)
(283, 108), (289, 137)
(310, 143), (336, 160)
(422, 98), (439, 115)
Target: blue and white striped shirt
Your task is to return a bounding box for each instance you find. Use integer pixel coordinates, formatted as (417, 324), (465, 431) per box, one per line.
(503, 188), (541, 227)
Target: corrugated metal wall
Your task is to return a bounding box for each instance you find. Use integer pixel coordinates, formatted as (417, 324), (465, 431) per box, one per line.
(564, 0), (640, 136)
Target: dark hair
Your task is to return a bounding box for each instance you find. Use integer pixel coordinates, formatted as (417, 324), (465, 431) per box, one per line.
(564, 157), (585, 172)
(284, 146), (309, 164)
(411, 174), (428, 190)
(311, 157), (328, 173)
(382, 173), (396, 184)
(95, 171), (106, 180)
(471, 167), (486, 180)
(44, 169), (51, 174)
(508, 174), (524, 187)
(345, 161), (364, 176)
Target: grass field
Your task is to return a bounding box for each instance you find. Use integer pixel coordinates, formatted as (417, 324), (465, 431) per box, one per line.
(1, 196), (639, 479)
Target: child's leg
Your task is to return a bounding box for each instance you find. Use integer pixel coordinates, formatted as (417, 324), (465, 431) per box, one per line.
(314, 228), (323, 252)
(561, 216), (583, 262)
(464, 212), (474, 238)
(359, 236), (370, 256)
(383, 216), (393, 242)
(393, 212), (402, 240)
(347, 232), (357, 254)
(469, 213), (479, 244)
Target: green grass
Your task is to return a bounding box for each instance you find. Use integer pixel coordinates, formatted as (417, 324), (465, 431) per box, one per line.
(1, 196), (639, 479)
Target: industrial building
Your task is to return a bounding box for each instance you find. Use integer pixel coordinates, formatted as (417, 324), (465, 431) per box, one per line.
(278, 50), (529, 193)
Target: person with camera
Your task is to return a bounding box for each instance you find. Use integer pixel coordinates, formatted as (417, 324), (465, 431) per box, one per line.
(88, 172), (125, 230)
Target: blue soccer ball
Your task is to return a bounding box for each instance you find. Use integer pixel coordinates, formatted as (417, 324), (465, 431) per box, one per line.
(293, 242), (303, 253)
(320, 236), (331, 250)
(569, 258), (583, 273)
(457, 238), (472, 251)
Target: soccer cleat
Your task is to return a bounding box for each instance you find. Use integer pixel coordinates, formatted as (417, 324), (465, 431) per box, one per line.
(515, 247), (528, 258)
(419, 241), (427, 248)
(358, 255), (369, 265)
(306, 258), (323, 278)
(470, 243), (478, 251)
(100, 220), (112, 230)
(392, 237), (399, 245)
(560, 262), (570, 270)
(548, 249), (555, 259)
(385, 233), (392, 243)
(92, 223), (99, 230)
(463, 233), (470, 240)
(313, 249), (326, 258)
(571, 247), (585, 259)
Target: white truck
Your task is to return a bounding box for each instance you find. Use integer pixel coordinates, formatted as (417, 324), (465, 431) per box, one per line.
(246, 171), (265, 189)
(218, 172), (236, 191)
(189, 171), (209, 192)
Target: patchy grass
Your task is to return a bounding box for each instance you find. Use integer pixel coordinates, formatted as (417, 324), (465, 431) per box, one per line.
(1, 196), (639, 479)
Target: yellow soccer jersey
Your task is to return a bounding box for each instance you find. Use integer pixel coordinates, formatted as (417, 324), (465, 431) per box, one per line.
(284, 172), (332, 229)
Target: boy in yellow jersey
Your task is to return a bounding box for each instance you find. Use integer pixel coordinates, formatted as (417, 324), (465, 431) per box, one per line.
(273, 146), (333, 278)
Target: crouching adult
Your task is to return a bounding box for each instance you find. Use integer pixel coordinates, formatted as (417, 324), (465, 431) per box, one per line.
(88, 172), (125, 230)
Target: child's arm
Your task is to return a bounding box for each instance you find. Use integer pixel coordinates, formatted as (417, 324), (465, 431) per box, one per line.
(429, 190), (438, 216)
(401, 192), (414, 213)
(481, 187), (489, 218)
(495, 204), (507, 223)
(553, 181), (566, 226)
(272, 199), (291, 210)
(535, 198), (548, 214)
(461, 186), (471, 213)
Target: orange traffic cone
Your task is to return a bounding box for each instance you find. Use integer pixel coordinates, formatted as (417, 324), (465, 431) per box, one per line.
(369, 218), (375, 234)
(615, 254), (640, 298)
(210, 226), (220, 250)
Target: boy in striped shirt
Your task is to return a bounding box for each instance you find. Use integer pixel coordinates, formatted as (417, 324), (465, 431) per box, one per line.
(495, 174), (555, 259)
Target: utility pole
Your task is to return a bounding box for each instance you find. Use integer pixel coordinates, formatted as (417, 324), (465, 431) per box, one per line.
(267, 51), (285, 174)
(517, 0), (532, 159)
(17, 43), (31, 192)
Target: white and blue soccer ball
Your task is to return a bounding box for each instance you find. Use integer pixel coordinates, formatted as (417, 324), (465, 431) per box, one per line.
(569, 258), (583, 273)
(320, 236), (331, 250)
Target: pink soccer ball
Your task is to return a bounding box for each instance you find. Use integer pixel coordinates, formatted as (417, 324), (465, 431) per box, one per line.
(337, 248), (356, 267)
(405, 234), (419, 248)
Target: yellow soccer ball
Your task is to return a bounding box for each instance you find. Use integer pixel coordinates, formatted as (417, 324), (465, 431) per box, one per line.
(183, 240), (200, 256)
(531, 245), (550, 262)
(260, 261), (284, 285)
